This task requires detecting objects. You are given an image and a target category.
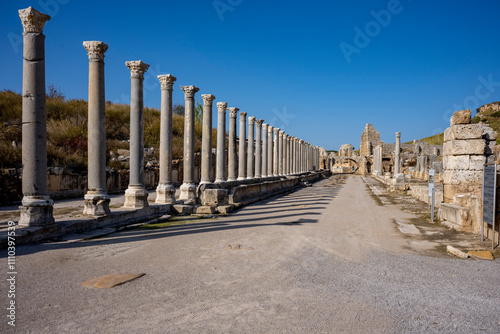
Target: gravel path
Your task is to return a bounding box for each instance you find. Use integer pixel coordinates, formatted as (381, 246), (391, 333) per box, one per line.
(2, 175), (499, 333)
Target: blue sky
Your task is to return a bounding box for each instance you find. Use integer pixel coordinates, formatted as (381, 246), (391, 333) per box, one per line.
(1, 0), (500, 150)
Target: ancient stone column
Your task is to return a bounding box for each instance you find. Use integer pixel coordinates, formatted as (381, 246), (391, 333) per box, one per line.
(238, 112), (247, 180)
(215, 102), (227, 183)
(18, 7), (54, 227)
(246, 116), (255, 179)
(255, 119), (263, 178)
(299, 140), (304, 173)
(83, 41), (110, 216)
(291, 137), (295, 174)
(262, 123), (268, 177)
(155, 74), (177, 204)
(200, 94), (215, 184)
(179, 85), (200, 203)
(286, 135), (290, 175)
(273, 128), (280, 176)
(124, 60), (150, 208)
(394, 132), (401, 175)
(278, 130), (284, 176)
(267, 126), (274, 177)
(227, 108), (239, 181)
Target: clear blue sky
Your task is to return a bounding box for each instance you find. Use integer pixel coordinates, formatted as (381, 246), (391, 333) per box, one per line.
(1, 0), (500, 150)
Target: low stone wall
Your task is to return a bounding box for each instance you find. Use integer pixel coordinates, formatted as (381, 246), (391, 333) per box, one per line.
(408, 184), (443, 208)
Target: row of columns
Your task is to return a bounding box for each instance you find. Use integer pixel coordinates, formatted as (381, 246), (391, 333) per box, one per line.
(17, 6), (323, 226)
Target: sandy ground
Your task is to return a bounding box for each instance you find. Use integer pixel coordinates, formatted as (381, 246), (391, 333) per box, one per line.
(1, 175), (500, 333)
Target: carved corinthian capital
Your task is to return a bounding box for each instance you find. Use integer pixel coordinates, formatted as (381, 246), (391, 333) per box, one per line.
(279, 130), (285, 135)
(248, 116), (255, 125)
(158, 74), (177, 90)
(255, 119), (264, 127)
(228, 107), (239, 117)
(180, 85), (199, 99)
(262, 123), (268, 130)
(239, 112), (247, 121)
(268, 126), (274, 133)
(217, 102), (228, 113)
(125, 60), (150, 79)
(274, 128), (280, 134)
(202, 94), (216, 105)
(19, 7), (50, 34)
(83, 41), (108, 62)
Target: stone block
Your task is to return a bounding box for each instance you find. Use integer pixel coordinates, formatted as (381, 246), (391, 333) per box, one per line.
(200, 188), (228, 206)
(469, 156), (486, 170)
(442, 170), (482, 185)
(23, 33), (45, 61)
(22, 59), (46, 101)
(217, 204), (235, 215)
(446, 124), (484, 141)
(172, 204), (194, 215)
(450, 109), (471, 126)
(443, 139), (485, 156)
(440, 203), (471, 230)
(194, 206), (218, 214)
(443, 155), (470, 170)
(485, 140), (496, 156)
(482, 125), (498, 141)
(443, 127), (452, 142)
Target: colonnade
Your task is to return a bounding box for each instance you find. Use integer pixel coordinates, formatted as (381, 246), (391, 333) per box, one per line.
(17, 6), (324, 226)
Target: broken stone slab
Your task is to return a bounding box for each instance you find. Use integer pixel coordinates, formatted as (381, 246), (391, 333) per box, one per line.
(172, 204), (194, 215)
(194, 206), (218, 214)
(396, 221), (421, 235)
(217, 204), (235, 215)
(447, 245), (469, 259)
(439, 204), (471, 230)
(450, 109), (471, 126)
(82, 273), (145, 289)
(468, 250), (495, 260)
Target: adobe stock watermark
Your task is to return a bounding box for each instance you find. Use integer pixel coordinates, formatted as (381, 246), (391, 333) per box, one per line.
(339, 0), (412, 64)
(268, 106), (296, 130)
(213, 0), (243, 22)
(6, 221), (17, 327)
(430, 74), (500, 136)
(8, 0), (71, 54)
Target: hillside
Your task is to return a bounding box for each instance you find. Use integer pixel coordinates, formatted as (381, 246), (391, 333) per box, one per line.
(406, 102), (500, 146)
(0, 90), (213, 173)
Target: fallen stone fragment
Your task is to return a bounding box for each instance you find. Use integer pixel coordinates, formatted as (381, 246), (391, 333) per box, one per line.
(447, 245), (469, 259)
(227, 244), (241, 250)
(82, 273), (145, 289)
(468, 250), (494, 260)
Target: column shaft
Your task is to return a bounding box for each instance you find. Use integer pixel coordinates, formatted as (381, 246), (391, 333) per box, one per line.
(200, 94), (215, 184)
(267, 126), (274, 177)
(238, 112), (247, 180)
(394, 132), (401, 175)
(247, 117), (255, 179)
(215, 102), (227, 183)
(262, 124), (268, 177)
(273, 128), (279, 176)
(255, 120), (263, 178)
(228, 108), (238, 181)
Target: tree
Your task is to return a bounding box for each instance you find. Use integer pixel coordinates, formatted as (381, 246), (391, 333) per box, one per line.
(47, 83), (65, 100)
(173, 104), (184, 116)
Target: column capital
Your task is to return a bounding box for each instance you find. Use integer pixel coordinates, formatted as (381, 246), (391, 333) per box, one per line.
(158, 74), (177, 90)
(228, 107), (239, 117)
(180, 85), (199, 98)
(255, 119), (264, 127)
(19, 6), (50, 34)
(299, 139), (304, 143)
(83, 41), (108, 62)
(202, 94), (216, 105)
(396, 132), (401, 138)
(279, 130), (285, 135)
(274, 128), (280, 134)
(125, 60), (150, 79)
(239, 112), (247, 120)
(262, 123), (268, 130)
(268, 125), (274, 133)
(217, 102), (228, 113)
(248, 116), (255, 125)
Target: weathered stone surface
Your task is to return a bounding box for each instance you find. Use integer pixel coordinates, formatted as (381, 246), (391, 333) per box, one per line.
(82, 273), (145, 289)
(360, 124), (380, 157)
(442, 170), (482, 185)
(440, 203), (471, 229)
(443, 139), (485, 156)
(468, 250), (494, 260)
(482, 125), (498, 141)
(200, 188), (228, 206)
(444, 124), (484, 141)
(447, 245), (469, 259)
(450, 109), (471, 126)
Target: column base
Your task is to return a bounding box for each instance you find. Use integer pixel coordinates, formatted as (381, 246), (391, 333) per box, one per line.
(227, 177), (237, 182)
(178, 183), (197, 205)
(83, 193), (111, 216)
(124, 186), (149, 208)
(214, 179), (226, 184)
(237, 176), (246, 181)
(155, 184), (176, 204)
(19, 196), (55, 227)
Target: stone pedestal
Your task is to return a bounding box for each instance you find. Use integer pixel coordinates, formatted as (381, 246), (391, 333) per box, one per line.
(18, 7), (54, 227)
(228, 108), (239, 181)
(215, 102), (227, 183)
(179, 85), (200, 204)
(156, 74), (177, 203)
(83, 41), (110, 216)
(247, 117), (255, 179)
(200, 94), (215, 184)
(238, 112), (247, 180)
(124, 60), (150, 208)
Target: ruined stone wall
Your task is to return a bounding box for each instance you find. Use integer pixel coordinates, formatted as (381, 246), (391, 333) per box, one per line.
(360, 124), (380, 157)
